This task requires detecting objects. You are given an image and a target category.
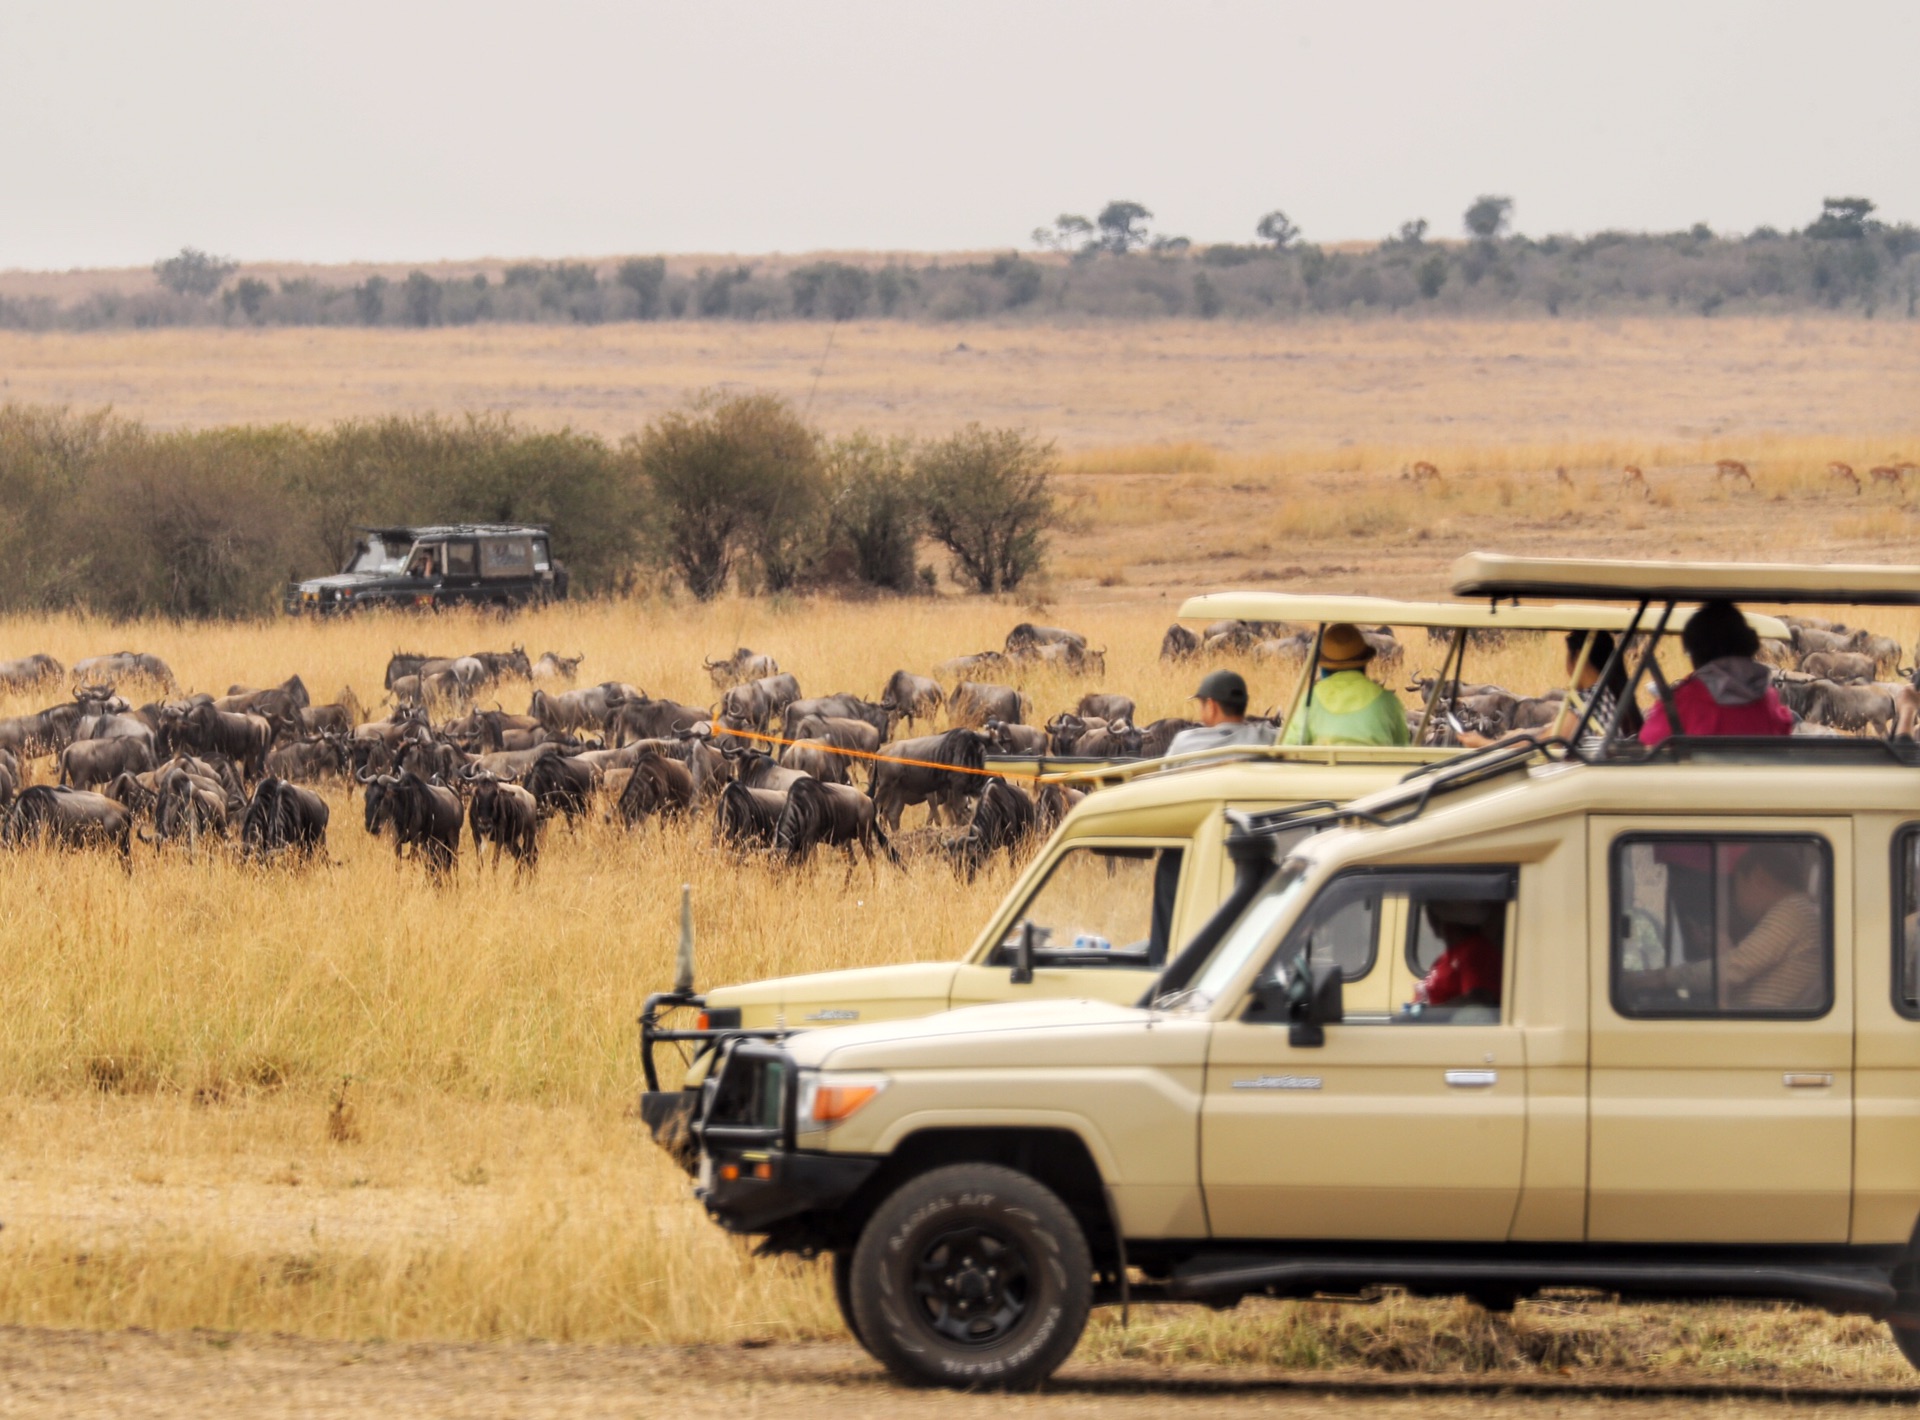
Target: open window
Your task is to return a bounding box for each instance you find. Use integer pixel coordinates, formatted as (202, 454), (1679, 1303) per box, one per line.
(444, 540), (478, 578)
(993, 844), (1185, 969)
(1612, 834), (1832, 1019)
(1897, 827), (1920, 1019)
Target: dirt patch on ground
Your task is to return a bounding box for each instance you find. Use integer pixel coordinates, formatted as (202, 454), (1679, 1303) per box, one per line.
(0, 1328), (1910, 1420)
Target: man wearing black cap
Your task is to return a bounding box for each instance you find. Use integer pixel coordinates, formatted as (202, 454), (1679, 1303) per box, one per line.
(1164, 669), (1276, 757)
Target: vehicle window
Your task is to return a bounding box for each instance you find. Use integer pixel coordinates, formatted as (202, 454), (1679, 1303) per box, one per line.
(1612, 835), (1831, 1019)
(1399, 872), (1515, 1021)
(347, 536), (408, 574)
(532, 537), (552, 572)
(1256, 873), (1384, 987)
(406, 544), (440, 578)
(482, 537), (533, 577)
(996, 845), (1180, 965)
(445, 541), (478, 577)
(1172, 858), (1312, 1011)
(1893, 827), (1920, 1018)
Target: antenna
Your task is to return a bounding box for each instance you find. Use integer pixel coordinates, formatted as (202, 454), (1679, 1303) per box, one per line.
(673, 883), (695, 995)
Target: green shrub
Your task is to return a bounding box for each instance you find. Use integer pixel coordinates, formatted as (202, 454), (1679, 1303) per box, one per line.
(914, 425), (1056, 594)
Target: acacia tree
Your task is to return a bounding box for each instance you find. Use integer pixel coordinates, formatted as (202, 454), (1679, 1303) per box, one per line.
(634, 393), (822, 599)
(827, 432), (921, 590)
(915, 425), (1056, 593)
(153, 247), (238, 297)
(1095, 200), (1153, 254)
(1255, 210), (1300, 249)
(1464, 195), (1514, 241)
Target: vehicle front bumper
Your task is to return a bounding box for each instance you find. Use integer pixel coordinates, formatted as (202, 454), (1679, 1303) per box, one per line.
(695, 1145), (880, 1235)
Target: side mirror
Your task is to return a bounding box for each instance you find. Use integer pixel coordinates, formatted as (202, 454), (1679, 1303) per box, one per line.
(1248, 946), (1343, 1047)
(1009, 921), (1038, 985)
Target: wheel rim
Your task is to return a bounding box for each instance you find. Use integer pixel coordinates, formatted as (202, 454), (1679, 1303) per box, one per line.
(910, 1223), (1032, 1346)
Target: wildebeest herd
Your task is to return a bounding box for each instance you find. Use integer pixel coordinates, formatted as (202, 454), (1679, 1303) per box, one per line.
(0, 625), (1162, 877)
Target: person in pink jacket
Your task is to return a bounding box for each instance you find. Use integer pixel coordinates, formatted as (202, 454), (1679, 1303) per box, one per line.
(1639, 600), (1794, 745)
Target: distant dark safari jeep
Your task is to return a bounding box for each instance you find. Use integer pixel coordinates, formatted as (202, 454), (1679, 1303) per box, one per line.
(285, 525), (567, 614)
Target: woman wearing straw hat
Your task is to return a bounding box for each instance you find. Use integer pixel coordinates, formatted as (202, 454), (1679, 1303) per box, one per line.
(1279, 623), (1410, 747)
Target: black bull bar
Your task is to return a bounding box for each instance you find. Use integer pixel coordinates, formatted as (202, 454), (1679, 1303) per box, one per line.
(638, 990), (789, 1168)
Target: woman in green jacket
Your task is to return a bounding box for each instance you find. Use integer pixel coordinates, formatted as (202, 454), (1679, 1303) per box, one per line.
(1280, 622), (1410, 747)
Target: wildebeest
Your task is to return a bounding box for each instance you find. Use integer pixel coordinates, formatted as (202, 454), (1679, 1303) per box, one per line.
(0, 702), (86, 758)
(869, 727), (990, 830)
(982, 718), (1048, 755)
(265, 735), (351, 784)
(1790, 625), (1851, 659)
(0, 654), (63, 691)
(1800, 650), (1876, 685)
(1019, 640), (1106, 676)
(1160, 624), (1200, 662)
(780, 694), (893, 741)
(718, 680), (775, 734)
(1774, 673), (1895, 736)
(880, 670), (943, 728)
(529, 683), (632, 736)
(72, 651), (175, 691)
(944, 778), (1038, 880)
(522, 751), (597, 823)
(465, 774), (539, 869)
(60, 736), (156, 792)
(1076, 719), (1143, 757)
(774, 776), (895, 866)
(1005, 623), (1086, 655)
(531, 651), (585, 683)
(714, 781), (788, 848)
(720, 745), (813, 793)
(0, 747), (18, 812)
(933, 650), (1008, 681)
(147, 772), (231, 848)
(791, 714), (882, 755)
(614, 751), (696, 826)
(779, 738), (851, 785)
(1076, 693), (1136, 724)
(179, 702), (272, 779)
(949, 681), (1029, 729)
(385, 650), (451, 690)
(5, 785), (133, 859)
(298, 693), (363, 737)
(1202, 619), (1259, 654)
(1137, 717), (1199, 757)
(611, 694), (711, 746)
(361, 769), (464, 871)
(241, 777), (329, 860)
(705, 647), (778, 690)
(1847, 630), (1903, 678)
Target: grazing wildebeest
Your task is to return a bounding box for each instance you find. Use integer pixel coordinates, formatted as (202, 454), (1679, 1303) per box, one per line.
(146, 773), (230, 848)
(0, 747), (18, 812)
(718, 680), (775, 734)
(0, 703), (84, 758)
(72, 652), (175, 691)
(1160, 624), (1200, 663)
(1076, 693), (1136, 724)
(531, 651), (585, 683)
(705, 647), (778, 691)
(880, 670), (943, 728)
(1137, 717), (1200, 758)
(0, 654), (63, 691)
(470, 647), (533, 684)
(241, 778), (330, 860)
(361, 769), (464, 871)
(1019, 640), (1106, 676)
(869, 727), (990, 830)
(385, 650), (453, 690)
(522, 751), (597, 823)
(1774, 673), (1894, 736)
(774, 776), (895, 866)
(1202, 619), (1258, 654)
(1790, 625), (1851, 659)
(180, 702), (272, 779)
(780, 694), (892, 741)
(715, 781), (788, 848)
(465, 774), (540, 869)
(752, 673), (802, 720)
(1252, 632), (1314, 665)
(1033, 782), (1085, 834)
(1004, 623), (1086, 655)
(614, 752), (696, 826)
(948, 681), (1028, 729)
(944, 778), (1038, 880)
(298, 694), (362, 737)
(1800, 650), (1876, 685)
(933, 650), (1008, 682)
(1847, 630), (1903, 678)
(779, 738), (851, 786)
(5, 785), (133, 860)
(60, 736), (156, 792)
(982, 718), (1048, 755)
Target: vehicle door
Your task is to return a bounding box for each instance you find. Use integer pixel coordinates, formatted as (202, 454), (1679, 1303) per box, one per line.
(1202, 868), (1526, 1240)
(948, 840), (1190, 1010)
(443, 539), (480, 588)
(1589, 821), (1851, 1242)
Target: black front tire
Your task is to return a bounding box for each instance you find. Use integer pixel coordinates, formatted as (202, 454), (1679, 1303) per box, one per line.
(1890, 1306), (1920, 1371)
(833, 1250), (865, 1348)
(848, 1162), (1092, 1390)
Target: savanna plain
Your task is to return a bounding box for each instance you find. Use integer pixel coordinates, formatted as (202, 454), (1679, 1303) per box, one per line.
(4, 315), (1920, 1416)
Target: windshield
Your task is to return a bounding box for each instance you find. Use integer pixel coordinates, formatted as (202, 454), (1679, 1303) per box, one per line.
(345, 536), (409, 574)
(1165, 856), (1314, 1011)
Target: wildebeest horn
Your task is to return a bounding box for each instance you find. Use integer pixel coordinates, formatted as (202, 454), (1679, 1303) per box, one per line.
(357, 769), (375, 783)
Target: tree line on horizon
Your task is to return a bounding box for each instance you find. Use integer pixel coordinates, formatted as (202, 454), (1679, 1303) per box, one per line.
(3, 196), (1915, 332)
(0, 399), (1056, 620)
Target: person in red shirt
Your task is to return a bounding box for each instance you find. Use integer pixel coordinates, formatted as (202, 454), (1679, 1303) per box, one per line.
(1414, 901), (1504, 1007)
(1639, 599), (1794, 746)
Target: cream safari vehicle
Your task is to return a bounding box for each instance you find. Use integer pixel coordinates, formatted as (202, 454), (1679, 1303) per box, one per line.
(678, 554), (1920, 1390)
(637, 593), (1736, 1153)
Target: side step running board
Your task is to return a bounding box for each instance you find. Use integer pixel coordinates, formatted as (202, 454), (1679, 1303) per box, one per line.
(1161, 1256), (1896, 1318)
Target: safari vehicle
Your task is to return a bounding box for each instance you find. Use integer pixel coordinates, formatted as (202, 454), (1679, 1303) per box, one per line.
(638, 595), (1783, 1158)
(681, 554), (1920, 1391)
(284, 524), (564, 614)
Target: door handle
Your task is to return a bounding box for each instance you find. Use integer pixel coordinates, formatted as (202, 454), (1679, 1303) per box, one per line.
(1444, 1069), (1498, 1089)
(1783, 1073), (1834, 1089)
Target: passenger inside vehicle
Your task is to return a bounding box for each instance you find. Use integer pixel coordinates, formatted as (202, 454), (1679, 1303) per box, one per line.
(407, 547), (439, 578)
(1412, 899), (1504, 1009)
(1630, 843), (1823, 1011)
(1639, 599), (1793, 745)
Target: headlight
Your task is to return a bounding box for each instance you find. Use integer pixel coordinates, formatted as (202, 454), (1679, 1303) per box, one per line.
(795, 1070), (889, 1133)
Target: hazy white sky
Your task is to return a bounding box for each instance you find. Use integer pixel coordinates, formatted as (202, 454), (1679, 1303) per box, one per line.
(3, 0), (1915, 271)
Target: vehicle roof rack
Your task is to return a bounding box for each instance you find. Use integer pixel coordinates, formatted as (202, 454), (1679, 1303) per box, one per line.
(1451, 552), (1920, 606)
(1179, 590), (1787, 639)
(355, 524), (549, 540)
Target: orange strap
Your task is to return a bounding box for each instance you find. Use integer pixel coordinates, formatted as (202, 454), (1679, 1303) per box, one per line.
(718, 728), (1040, 784)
